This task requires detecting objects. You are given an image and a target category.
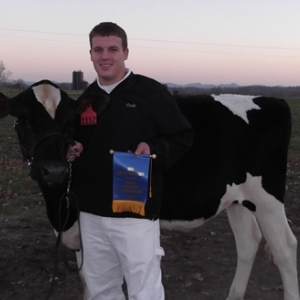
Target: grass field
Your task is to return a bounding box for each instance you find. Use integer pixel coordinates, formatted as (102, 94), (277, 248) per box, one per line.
(287, 97), (300, 158)
(0, 114), (41, 217)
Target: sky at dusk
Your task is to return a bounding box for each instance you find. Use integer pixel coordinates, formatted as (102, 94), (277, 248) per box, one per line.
(1, 0), (300, 86)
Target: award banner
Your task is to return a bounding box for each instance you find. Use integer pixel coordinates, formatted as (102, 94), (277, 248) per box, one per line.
(112, 151), (151, 216)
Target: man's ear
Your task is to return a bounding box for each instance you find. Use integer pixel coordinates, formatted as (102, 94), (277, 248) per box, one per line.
(124, 48), (129, 60)
(0, 93), (11, 119)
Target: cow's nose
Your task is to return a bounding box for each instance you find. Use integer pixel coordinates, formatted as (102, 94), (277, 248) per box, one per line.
(40, 162), (69, 186)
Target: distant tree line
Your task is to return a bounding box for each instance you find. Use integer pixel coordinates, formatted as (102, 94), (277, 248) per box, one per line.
(0, 60), (27, 91)
(169, 85), (300, 98)
(1, 60), (299, 98)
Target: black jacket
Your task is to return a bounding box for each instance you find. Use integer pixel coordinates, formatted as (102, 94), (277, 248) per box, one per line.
(72, 72), (193, 220)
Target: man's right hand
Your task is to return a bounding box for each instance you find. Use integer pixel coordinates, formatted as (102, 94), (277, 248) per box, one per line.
(67, 141), (83, 162)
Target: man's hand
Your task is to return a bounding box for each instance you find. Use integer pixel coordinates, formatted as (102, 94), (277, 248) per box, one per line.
(134, 142), (150, 155)
(67, 141), (83, 162)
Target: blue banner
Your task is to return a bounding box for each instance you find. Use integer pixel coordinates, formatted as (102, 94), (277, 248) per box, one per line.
(112, 151), (151, 216)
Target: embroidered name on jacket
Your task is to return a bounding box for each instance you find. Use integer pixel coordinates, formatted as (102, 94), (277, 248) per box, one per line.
(126, 103), (136, 108)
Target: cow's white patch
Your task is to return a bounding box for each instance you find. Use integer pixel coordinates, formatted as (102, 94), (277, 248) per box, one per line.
(160, 173), (281, 232)
(218, 173), (284, 213)
(217, 182), (245, 213)
(213, 94), (261, 124)
(32, 84), (61, 119)
(160, 218), (206, 231)
(54, 221), (80, 250)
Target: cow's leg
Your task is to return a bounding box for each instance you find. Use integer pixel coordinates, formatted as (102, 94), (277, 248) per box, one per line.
(75, 250), (90, 300)
(225, 203), (262, 300)
(254, 201), (299, 300)
(60, 221), (81, 250)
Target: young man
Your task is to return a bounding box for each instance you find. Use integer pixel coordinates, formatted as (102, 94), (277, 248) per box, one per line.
(71, 22), (193, 300)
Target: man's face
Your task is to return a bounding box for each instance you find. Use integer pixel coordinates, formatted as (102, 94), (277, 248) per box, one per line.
(90, 35), (129, 86)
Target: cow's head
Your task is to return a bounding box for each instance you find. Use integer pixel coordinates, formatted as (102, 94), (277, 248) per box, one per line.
(0, 80), (77, 189)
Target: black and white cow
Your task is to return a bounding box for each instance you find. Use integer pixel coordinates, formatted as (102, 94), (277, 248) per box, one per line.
(0, 80), (80, 248)
(0, 80), (298, 300)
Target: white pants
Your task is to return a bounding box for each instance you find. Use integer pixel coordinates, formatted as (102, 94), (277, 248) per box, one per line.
(79, 212), (165, 300)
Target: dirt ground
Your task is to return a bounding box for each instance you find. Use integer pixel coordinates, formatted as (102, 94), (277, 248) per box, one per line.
(0, 167), (300, 300)
(1, 206), (299, 300)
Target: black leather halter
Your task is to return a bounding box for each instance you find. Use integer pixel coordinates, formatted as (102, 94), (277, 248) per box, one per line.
(14, 119), (72, 165)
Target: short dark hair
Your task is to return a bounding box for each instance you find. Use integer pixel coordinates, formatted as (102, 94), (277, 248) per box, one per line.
(89, 22), (128, 50)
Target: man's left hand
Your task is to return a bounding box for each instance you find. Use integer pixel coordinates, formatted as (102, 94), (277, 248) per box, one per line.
(134, 142), (150, 155)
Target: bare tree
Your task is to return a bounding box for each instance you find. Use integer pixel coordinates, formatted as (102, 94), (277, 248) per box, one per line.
(11, 78), (27, 90)
(0, 60), (12, 85)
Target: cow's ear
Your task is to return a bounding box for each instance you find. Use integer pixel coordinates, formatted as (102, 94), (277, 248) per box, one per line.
(76, 94), (110, 115)
(0, 93), (11, 119)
